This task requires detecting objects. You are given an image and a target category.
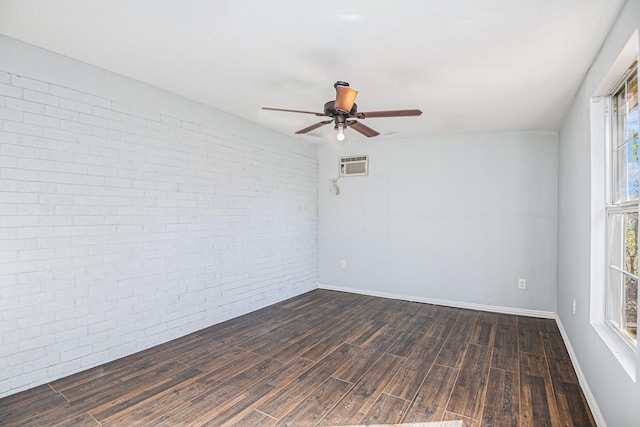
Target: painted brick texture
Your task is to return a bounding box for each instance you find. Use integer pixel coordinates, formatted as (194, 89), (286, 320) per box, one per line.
(0, 70), (318, 397)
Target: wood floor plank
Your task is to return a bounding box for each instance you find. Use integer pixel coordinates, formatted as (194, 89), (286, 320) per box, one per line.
(112, 352), (245, 412)
(149, 357), (312, 427)
(471, 313), (497, 347)
(199, 357), (317, 426)
(331, 346), (386, 384)
(353, 324), (404, 352)
(123, 349), (271, 423)
(387, 311), (419, 330)
(249, 323), (320, 358)
(197, 313), (271, 342)
(427, 309), (460, 338)
(435, 336), (469, 368)
(363, 299), (403, 319)
(297, 317), (370, 361)
(540, 321), (571, 360)
(346, 320), (387, 347)
(221, 307), (321, 349)
(174, 336), (226, 366)
(318, 352), (406, 426)
(0, 385), (68, 426)
(384, 335), (444, 400)
(386, 300), (433, 329)
(481, 368), (519, 427)
(199, 382), (276, 426)
(187, 344), (251, 373)
(216, 319), (288, 348)
(50, 333), (206, 392)
(257, 343), (359, 419)
(387, 325), (430, 357)
(363, 301), (405, 325)
(0, 289), (596, 427)
(547, 357), (596, 427)
(518, 317), (544, 355)
(358, 392), (409, 426)
(147, 382), (272, 426)
(492, 315), (519, 372)
(558, 382), (597, 427)
(519, 352), (561, 427)
(444, 411), (479, 427)
(2, 401), (79, 427)
(60, 360), (189, 405)
(401, 363), (459, 424)
(447, 343), (491, 420)
(266, 315), (345, 362)
(46, 412), (100, 427)
(238, 313), (323, 352)
(448, 310), (480, 342)
(259, 356), (317, 390)
(90, 366), (202, 424)
(546, 356), (579, 393)
(142, 400), (203, 426)
(189, 357), (283, 408)
(10, 395), (102, 427)
(102, 387), (194, 427)
(227, 409), (277, 427)
(332, 327), (404, 383)
(0, 384), (59, 411)
(275, 377), (352, 427)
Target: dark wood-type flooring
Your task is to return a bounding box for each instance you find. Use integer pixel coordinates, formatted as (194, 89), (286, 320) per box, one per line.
(0, 289), (595, 426)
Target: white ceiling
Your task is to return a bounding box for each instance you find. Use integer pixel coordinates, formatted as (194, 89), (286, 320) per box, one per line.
(0, 0), (626, 141)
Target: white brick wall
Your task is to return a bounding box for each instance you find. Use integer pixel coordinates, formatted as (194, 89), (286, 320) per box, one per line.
(0, 70), (318, 398)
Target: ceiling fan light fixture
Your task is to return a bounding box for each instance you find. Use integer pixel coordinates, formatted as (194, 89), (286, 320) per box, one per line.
(336, 126), (345, 141)
(334, 84), (358, 114)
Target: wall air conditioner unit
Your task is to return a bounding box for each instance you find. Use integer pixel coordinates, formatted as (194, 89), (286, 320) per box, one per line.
(340, 155), (368, 177)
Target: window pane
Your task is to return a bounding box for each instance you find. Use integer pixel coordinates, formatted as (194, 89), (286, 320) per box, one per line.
(608, 212), (623, 270)
(625, 212), (638, 340)
(607, 213), (623, 328)
(607, 212), (638, 344)
(613, 71), (639, 204)
(614, 141), (640, 202)
(622, 71), (638, 143)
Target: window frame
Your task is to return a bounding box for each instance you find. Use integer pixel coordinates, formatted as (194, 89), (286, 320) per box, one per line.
(589, 31), (639, 380)
(604, 64), (639, 350)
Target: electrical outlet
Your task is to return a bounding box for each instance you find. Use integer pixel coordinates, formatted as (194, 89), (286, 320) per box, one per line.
(340, 259), (346, 269)
(518, 278), (526, 290)
(572, 299), (576, 315)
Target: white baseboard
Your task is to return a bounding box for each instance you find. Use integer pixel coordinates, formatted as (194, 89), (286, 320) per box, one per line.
(555, 316), (607, 427)
(318, 283), (556, 319)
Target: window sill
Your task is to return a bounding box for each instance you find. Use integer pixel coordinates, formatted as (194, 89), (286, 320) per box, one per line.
(592, 321), (637, 382)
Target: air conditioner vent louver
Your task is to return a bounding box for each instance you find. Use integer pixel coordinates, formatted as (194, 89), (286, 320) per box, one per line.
(340, 155), (368, 177)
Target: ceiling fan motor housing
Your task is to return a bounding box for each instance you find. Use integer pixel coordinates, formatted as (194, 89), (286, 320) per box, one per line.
(324, 100), (357, 117)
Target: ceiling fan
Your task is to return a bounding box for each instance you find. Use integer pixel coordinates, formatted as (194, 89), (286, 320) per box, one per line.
(262, 81), (422, 141)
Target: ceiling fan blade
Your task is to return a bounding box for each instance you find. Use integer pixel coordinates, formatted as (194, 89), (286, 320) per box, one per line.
(335, 85), (358, 113)
(357, 109), (423, 118)
(262, 107), (327, 116)
(295, 120), (333, 134)
(347, 120), (380, 138)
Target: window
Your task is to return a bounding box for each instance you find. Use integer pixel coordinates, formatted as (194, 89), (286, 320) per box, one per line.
(606, 63), (639, 347)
